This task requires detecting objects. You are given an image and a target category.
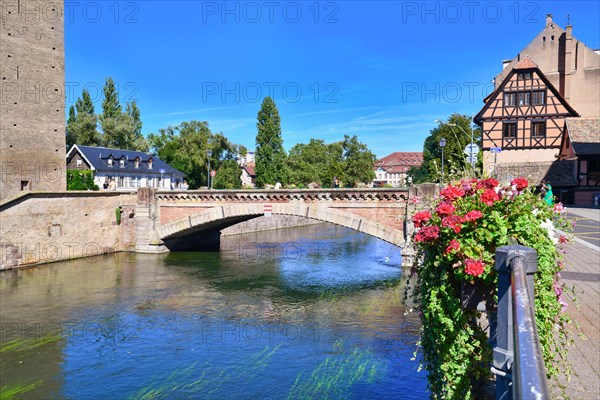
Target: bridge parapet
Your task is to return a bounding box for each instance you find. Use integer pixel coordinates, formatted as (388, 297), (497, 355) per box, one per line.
(154, 188), (410, 203)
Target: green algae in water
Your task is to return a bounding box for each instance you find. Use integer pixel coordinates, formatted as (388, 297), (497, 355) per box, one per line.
(286, 343), (383, 400)
(129, 344), (282, 400)
(0, 381), (43, 400)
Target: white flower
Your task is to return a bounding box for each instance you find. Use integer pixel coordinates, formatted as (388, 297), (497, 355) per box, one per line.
(540, 218), (556, 242)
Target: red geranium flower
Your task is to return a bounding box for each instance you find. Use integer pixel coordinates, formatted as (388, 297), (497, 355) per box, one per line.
(414, 225), (440, 243)
(464, 210), (484, 221)
(445, 239), (461, 254)
(442, 215), (463, 233)
(480, 188), (500, 206)
(510, 177), (528, 191)
(436, 202), (455, 216)
(440, 186), (465, 201)
(412, 210), (432, 228)
(476, 178), (499, 190)
(464, 258), (485, 277)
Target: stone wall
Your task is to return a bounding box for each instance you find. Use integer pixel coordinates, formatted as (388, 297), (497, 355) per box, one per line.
(0, 192), (136, 270)
(0, 0), (66, 200)
(220, 215), (321, 236)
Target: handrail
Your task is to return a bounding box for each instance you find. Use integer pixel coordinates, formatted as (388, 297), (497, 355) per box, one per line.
(493, 245), (551, 400)
(510, 256), (551, 399)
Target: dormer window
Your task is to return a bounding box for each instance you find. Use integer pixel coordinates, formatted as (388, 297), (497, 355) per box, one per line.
(148, 158), (153, 169)
(120, 158), (125, 168)
(108, 157), (114, 166)
(134, 157), (140, 169)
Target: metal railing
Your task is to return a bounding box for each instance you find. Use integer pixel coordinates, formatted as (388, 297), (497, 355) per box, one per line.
(492, 245), (551, 400)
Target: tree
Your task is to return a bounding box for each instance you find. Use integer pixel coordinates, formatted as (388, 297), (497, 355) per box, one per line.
(66, 89), (100, 149)
(148, 121), (240, 189)
(66, 105), (77, 149)
(213, 159), (242, 189)
(98, 78), (148, 151)
(255, 97), (288, 187)
(288, 139), (344, 187)
(408, 114), (481, 183)
(340, 135), (376, 187)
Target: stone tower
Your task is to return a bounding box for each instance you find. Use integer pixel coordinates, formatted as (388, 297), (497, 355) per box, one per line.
(0, 0), (66, 201)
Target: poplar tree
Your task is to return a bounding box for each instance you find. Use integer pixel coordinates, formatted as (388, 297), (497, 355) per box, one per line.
(66, 89), (100, 148)
(255, 97), (288, 187)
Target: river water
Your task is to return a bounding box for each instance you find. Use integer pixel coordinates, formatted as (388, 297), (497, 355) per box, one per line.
(0, 223), (428, 399)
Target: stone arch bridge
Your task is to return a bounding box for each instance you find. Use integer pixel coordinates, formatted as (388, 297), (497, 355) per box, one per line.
(134, 187), (430, 254)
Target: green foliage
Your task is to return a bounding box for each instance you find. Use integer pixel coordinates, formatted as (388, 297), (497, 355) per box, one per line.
(115, 207), (122, 225)
(288, 139), (344, 187)
(340, 135), (376, 187)
(408, 114), (481, 184)
(409, 177), (573, 399)
(148, 121), (240, 189)
(67, 79), (148, 152)
(66, 170), (99, 191)
(66, 89), (101, 149)
(213, 159), (242, 189)
(287, 136), (375, 188)
(255, 97), (288, 187)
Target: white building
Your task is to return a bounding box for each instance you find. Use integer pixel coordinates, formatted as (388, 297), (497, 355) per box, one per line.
(66, 145), (185, 190)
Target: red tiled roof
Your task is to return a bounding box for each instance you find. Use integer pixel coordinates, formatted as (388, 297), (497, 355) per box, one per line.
(243, 162), (255, 176)
(374, 152), (423, 173)
(513, 57), (537, 70)
(565, 118), (600, 155)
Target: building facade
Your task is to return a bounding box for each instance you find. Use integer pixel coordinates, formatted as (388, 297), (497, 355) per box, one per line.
(0, 0), (66, 200)
(372, 152), (423, 187)
(66, 145), (184, 190)
(240, 162), (256, 187)
(475, 15), (600, 205)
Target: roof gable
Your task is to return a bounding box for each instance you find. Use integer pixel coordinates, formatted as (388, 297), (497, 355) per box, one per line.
(475, 65), (579, 124)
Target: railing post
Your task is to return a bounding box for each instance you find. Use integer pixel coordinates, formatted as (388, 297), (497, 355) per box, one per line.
(494, 246), (516, 400)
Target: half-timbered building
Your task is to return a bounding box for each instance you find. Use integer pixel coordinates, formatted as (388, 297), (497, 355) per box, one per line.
(475, 14), (600, 205)
(475, 57), (579, 169)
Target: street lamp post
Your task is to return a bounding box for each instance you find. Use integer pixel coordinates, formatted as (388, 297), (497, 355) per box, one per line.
(206, 149), (212, 190)
(439, 138), (447, 184)
(449, 122), (476, 173)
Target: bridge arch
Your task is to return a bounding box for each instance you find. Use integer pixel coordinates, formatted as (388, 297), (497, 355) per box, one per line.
(157, 203), (405, 250)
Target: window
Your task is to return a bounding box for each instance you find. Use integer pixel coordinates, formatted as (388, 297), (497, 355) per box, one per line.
(531, 121), (546, 137)
(20, 180), (30, 191)
(532, 90), (545, 105)
(108, 157), (113, 166)
(503, 122), (517, 138)
(148, 159), (153, 169)
(134, 158), (140, 168)
(76, 159), (82, 167)
(504, 92), (516, 106)
(120, 158), (125, 168)
(518, 92), (530, 106)
(518, 72), (532, 80)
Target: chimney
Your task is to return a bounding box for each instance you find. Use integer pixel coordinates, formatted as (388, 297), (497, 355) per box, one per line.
(566, 24), (572, 39)
(546, 14), (553, 26)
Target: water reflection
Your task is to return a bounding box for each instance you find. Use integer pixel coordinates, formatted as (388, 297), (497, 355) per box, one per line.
(0, 223), (427, 399)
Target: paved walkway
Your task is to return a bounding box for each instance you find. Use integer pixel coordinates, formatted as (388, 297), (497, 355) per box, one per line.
(552, 207), (600, 399)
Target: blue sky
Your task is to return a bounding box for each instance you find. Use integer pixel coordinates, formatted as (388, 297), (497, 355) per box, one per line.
(65, 1), (599, 158)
